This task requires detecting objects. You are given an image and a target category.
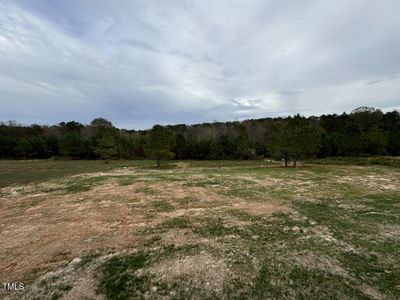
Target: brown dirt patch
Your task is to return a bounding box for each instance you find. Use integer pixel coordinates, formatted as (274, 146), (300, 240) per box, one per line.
(0, 182), (149, 283)
(0, 172), (290, 285)
(379, 224), (400, 241)
(157, 229), (214, 247)
(336, 174), (400, 191)
(360, 284), (385, 300)
(148, 252), (229, 291)
(291, 251), (348, 277)
(232, 200), (291, 216)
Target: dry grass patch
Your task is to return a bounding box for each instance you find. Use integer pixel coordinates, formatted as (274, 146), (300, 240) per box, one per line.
(379, 224), (400, 241)
(148, 252), (229, 292)
(290, 251), (348, 277)
(1, 161), (400, 299)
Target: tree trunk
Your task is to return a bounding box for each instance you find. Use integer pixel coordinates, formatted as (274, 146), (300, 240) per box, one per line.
(156, 159), (161, 167)
(284, 153), (288, 167)
(293, 157), (297, 168)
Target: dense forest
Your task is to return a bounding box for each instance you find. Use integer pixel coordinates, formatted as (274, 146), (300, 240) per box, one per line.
(0, 107), (399, 164)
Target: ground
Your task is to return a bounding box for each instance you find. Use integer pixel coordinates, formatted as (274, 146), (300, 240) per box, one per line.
(0, 159), (399, 299)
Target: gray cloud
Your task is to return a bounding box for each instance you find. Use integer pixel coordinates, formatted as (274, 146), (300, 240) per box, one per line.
(0, 0), (399, 129)
(367, 74), (399, 85)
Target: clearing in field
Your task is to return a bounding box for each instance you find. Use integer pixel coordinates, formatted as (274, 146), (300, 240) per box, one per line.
(1, 160), (400, 299)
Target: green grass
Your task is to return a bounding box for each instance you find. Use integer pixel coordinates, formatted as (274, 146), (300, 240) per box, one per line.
(174, 196), (197, 207)
(239, 265), (368, 300)
(187, 160), (277, 168)
(117, 175), (138, 186)
(150, 200), (175, 212)
(0, 159), (155, 188)
(76, 251), (102, 269)
(162, 216), (192, 229)
(2, 158), (397, 189)
(97, 200), (392, 299)
(64, 175), (114, 193)
(294, 195), (400, 298)
(308, 156), (400, 168)
(135, 186), (157, 195)
(194, 217), (238, 237)
(97, 244), (203, 299)
(3, 159), (400, 299)
(97, 251), (152, 299)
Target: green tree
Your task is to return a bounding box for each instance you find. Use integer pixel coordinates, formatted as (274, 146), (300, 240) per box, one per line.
(361, 128), (387, 155)
(59, 133), (87, 159)
(382, 111), (400, 155)
(90, 118), (114, 129)
(266, 121), (291, 167)
(94, 133), (118, 162)
(287, 115), (322, 167)
(267, 116), (322, 167)
(172, 133), (187, 159)
(144, 125), (175, 167)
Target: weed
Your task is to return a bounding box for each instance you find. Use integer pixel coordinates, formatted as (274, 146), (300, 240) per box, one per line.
(150, 200), (174, 212)
(98, 252), (151, 299)
(162, 216), (192, 229)
(76, 251), (102, 269)
(194, 217), (238, 237)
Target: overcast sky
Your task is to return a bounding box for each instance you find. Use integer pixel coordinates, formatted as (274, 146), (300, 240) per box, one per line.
(1, 1), (399, 129)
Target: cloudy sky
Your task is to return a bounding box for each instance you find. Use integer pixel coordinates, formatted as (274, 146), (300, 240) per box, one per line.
(1, 0), (399, 129)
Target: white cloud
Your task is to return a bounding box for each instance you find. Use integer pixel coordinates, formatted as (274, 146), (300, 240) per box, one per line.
(1, 0), (399, 128)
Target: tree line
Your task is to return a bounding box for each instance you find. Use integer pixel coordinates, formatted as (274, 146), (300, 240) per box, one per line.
(0, 107), (399, 164)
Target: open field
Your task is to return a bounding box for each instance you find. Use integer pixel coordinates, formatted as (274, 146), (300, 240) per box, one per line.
(1, 159), (400, 299)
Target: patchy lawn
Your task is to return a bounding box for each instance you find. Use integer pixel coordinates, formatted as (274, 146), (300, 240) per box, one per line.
(1, 160), (399, 299)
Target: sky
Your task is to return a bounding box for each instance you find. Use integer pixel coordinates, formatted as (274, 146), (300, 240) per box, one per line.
(0, 0), (399, 129)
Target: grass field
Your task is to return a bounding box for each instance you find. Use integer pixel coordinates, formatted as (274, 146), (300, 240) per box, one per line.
(1, 159), (400, 299)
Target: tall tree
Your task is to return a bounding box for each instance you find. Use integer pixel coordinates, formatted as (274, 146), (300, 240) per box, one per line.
(90, 118), (114, 129)
(267, 116), (322, 167)
(266, 121), (291, 167)
(144, 125), (175, 167)
(286, 115), (322, 167)
(94, 133), (118, 162)
(0, 108), (398, 160)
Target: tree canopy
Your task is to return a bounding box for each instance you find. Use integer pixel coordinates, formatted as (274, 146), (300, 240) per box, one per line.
(144, 125), (175, 167)
(0, 108), (399, 162)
